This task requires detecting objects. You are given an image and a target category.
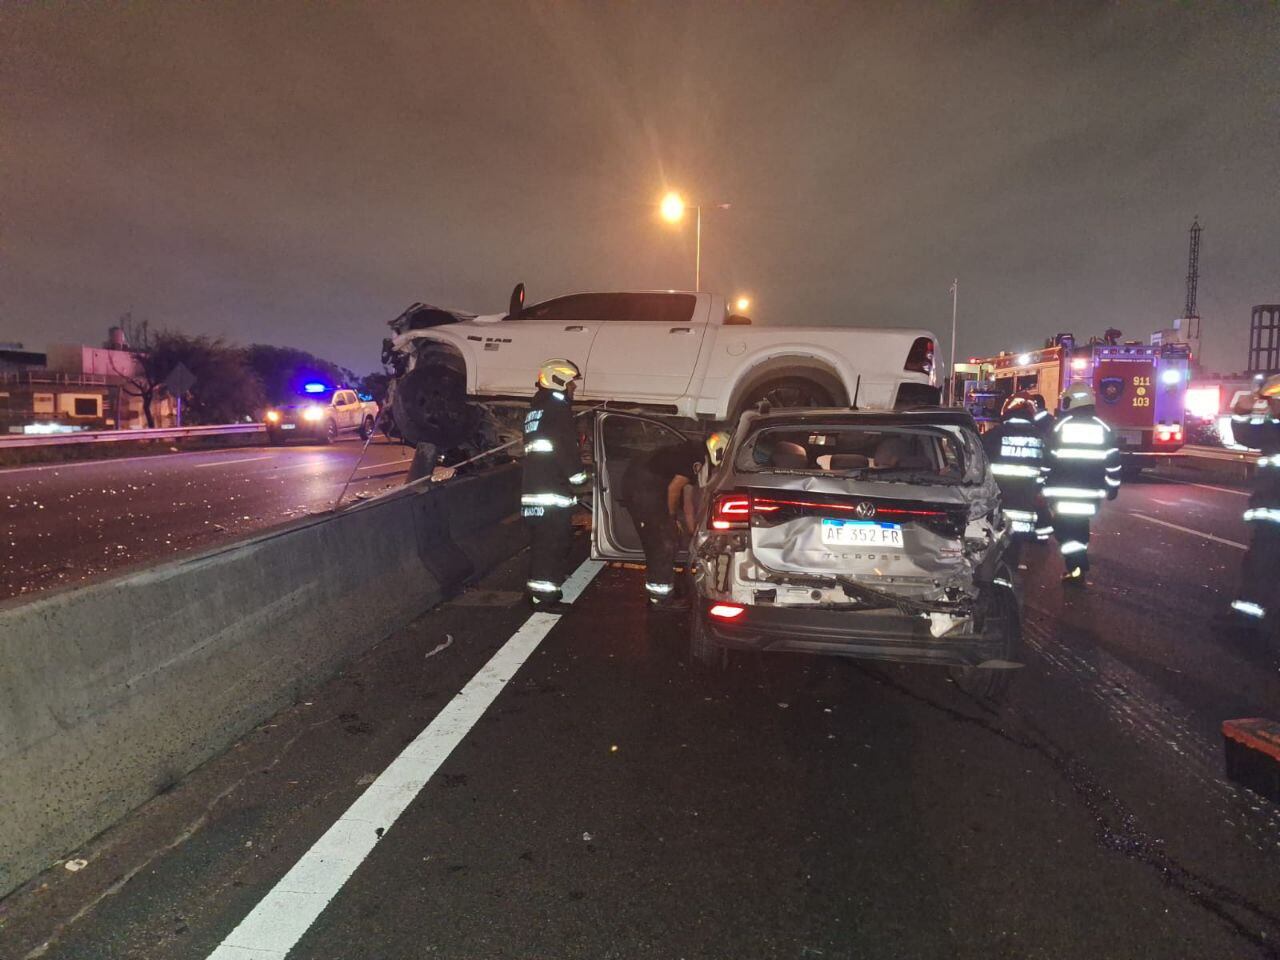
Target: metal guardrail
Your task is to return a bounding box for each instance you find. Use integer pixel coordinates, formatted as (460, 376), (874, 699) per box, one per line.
(0, 423), (264, 449)
(1181, 444), (1260, 464)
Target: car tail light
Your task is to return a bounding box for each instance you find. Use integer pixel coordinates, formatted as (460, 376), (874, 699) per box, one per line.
(708, 603), (745, 620)
(711, 493), (752, 530)
(905, 337), (935, 375)
(1155, 423), (1183, 444)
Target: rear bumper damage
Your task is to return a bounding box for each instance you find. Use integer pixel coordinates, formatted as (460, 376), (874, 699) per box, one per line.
(700, 602), (1015, 668)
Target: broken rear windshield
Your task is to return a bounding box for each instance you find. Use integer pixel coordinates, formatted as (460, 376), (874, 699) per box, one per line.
(736, 423), (984, 485)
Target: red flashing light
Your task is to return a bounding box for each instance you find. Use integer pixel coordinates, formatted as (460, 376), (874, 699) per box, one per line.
(708, 603), (745, 620)
(1155, 423), (1184, 445)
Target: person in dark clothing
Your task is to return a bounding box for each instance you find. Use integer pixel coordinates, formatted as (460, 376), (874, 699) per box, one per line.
(982, 395), (1053, 542)
(1230, 374), (1280, 641)
(621, 438), (706, 609)
(521, 359), (588, 608)
(1044, 383), (1120, 584)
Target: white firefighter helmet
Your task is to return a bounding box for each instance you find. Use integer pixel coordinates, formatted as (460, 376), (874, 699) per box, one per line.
(536, 358), (582, 391)
(705, 430), (731, 467)
(1259, 373), (1280, 400)
(1060, 383), (1096, 411)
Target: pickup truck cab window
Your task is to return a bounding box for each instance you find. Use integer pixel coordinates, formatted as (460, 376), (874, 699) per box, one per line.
(522, 292), (697, 324)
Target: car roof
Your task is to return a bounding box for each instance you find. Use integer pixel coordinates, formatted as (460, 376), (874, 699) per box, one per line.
(743, 407), (979, 431)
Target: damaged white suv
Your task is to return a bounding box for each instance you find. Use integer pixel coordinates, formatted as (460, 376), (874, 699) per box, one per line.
(601, 408), (1022, 697)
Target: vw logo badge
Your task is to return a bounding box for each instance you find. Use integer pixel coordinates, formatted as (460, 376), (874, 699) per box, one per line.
(854, 501), (876, 519)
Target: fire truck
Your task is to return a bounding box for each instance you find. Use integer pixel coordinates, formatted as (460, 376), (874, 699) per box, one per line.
(966, 333), (1191, 459)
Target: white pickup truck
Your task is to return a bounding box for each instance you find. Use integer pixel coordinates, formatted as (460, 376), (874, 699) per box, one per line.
(382, 286), (939, 448)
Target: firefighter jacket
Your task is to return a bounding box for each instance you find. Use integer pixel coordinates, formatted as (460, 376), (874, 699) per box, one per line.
(521, 387), (585, 509)
(982, 417), (1048, 525)
(1232, 406), (1280, 525)
(1044, 406), (1121, 516)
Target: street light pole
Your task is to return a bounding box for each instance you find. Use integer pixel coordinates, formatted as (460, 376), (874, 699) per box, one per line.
(949, 279), (959, 406)
(660, 192), (727, 293)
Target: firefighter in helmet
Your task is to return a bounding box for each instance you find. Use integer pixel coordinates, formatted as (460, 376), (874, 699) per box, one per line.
(1044, 383), (1121, 583)
(982, 395), (1052, 542)
(521, 359), (587, 608)
(1230, 374), (1280, 639)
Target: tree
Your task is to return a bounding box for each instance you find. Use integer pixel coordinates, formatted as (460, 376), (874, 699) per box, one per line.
(246, 345), (356, 405)
(110, 313), (168, 427)
(149, 333), (265, 425)
(358, 371), (391, 404)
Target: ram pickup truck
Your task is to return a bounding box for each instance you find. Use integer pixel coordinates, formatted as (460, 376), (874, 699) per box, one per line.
(382, 285), (939, 448)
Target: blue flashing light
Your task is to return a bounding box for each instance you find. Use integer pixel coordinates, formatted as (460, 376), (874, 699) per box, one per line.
(302, 382), (329, 394)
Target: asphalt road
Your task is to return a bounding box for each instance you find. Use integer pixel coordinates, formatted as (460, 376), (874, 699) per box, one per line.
(0, 440), (414, 602)
(3, 475), (1279, 959)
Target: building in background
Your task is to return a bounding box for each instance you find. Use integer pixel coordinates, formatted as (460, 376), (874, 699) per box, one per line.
(0, 330), (174, 435)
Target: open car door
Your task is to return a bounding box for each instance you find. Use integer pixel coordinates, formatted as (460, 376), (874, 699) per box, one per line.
(591, 411), (694, 562)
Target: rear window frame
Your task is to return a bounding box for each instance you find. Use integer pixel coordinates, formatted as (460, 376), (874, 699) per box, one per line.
(734, 421), (986, 485)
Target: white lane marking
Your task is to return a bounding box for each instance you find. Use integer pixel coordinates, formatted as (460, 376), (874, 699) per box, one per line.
(206, 556), (604, 960)
(1128, 511), (1247, 550)
(560, 559), (606, 602)
(0, 450), (258, 477)
(1150, 498), (1180, 507)
(194, 455), (276, 468)
(1161, 477), (1249, 497)
(354, 457), (413, 472)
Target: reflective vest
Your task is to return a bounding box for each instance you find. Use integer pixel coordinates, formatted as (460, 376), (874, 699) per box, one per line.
(521, 387), (585, 509)
(1044, 409), (1119, 517)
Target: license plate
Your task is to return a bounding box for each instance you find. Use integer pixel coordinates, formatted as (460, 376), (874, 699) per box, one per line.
(281, 423), (296, 430)
(821, 518), (903, 547)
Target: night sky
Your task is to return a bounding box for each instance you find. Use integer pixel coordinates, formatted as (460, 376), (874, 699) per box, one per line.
(3, 2), (1277, 376)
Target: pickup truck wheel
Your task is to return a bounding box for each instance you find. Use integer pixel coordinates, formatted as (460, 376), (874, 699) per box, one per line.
(949, 582), (1021, 700)
(690, 611), (730, 672)
(393, 363), (469, 448)
(323, 419), (337, 444)
(359, 415), (375, 441)
(741, 377), (833, 414)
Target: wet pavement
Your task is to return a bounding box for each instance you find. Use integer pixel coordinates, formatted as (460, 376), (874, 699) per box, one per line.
(2, 476), (1278, 959)
(0, 439), (413, 602)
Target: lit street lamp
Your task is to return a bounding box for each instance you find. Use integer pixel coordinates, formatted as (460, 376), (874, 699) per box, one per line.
(659, 190), (730, 292)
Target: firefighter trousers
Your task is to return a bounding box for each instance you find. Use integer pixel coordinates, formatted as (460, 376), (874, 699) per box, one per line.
(630, 497), (678, 600)
(1237, 522), (1280, 621)
(524, 505), (573, 602)
(1052, 513), (1091, 572)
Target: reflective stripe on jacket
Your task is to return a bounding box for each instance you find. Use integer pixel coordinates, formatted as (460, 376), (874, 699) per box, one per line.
(1045, 408), (1118, 501)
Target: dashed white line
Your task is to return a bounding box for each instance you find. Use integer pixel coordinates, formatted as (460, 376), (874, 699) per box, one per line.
(206, 556), (604, 960)
(1160, 477), (1249, 497)
(1128, 511), (1247, 550)
(194, 455), (276, 468)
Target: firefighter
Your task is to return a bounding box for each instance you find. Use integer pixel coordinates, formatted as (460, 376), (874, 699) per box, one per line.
(982, 395), (1052, 542)
(1230, 374), (1280, 634)
(1044, 384), (1120, 584)
(521, 359), (588, 608)
(621, 435), (709, 610)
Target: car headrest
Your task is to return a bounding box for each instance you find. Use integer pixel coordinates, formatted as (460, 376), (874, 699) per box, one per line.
(771, 441), (808, 469)
(872, 436), (911, 468)
(828, 454), (870, 471)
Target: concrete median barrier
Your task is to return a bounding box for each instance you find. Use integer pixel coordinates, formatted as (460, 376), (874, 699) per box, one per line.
(0, 464), (525, 898)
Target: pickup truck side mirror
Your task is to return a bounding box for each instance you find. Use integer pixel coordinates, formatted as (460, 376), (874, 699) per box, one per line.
(507, 283), (525, 321)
